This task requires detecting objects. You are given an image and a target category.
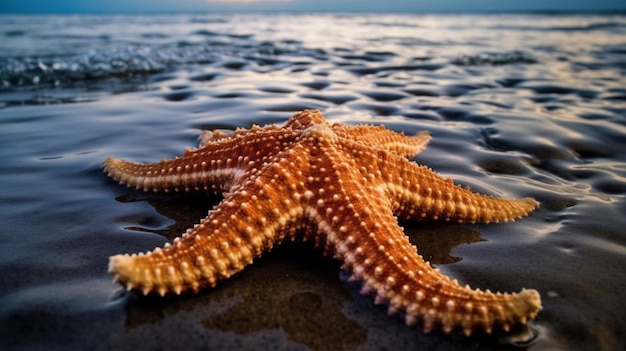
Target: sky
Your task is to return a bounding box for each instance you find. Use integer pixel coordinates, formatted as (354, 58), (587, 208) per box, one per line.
(1, 0), (625, 14)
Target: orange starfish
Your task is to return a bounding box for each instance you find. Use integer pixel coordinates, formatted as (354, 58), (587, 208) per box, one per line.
(105, 109), (541, 335)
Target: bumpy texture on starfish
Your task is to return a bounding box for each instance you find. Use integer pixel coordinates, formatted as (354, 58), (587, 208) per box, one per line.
(105, 109), (541, 336)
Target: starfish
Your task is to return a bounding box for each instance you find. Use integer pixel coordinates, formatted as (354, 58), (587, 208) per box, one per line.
(105, 109), (541, 336)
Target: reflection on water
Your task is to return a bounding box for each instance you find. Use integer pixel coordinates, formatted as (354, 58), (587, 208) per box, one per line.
(0, 13), (625, 351)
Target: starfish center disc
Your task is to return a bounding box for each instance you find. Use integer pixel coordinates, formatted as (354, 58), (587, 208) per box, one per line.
(301, 123), (336, 141)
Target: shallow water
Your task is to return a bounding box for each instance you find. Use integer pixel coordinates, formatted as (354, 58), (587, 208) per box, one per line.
(1, 13), (626, 351)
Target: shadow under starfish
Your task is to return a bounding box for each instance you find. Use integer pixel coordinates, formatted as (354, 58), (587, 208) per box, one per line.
(104, 109), (541, 336)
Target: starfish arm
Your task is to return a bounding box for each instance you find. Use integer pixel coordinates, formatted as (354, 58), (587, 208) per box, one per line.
(318, 196), (541, 335)
(379, 155), (538, 223)
(108, 169), (306, 295)
(104, 125), (299, 194)
(286, 109), (430, 157)
(104, 156), (237, 194)
(199, 129), (237, 146)
(199, 124), (284, 146)
(334, 124), (431, 157)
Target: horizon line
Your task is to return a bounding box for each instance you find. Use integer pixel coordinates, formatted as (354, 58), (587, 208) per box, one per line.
(2, 9), (626, 15)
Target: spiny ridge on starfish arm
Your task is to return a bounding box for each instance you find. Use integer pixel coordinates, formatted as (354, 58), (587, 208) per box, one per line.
(104, 109), (541, 336)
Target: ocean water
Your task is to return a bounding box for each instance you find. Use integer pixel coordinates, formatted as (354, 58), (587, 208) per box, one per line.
(1, 13), (626, 350)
